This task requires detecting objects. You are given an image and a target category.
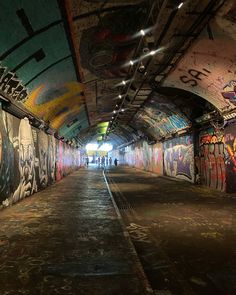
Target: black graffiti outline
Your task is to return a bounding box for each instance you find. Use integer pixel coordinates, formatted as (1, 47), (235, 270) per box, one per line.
(180, 68), (211, 87)
(0, 66), (28, 101)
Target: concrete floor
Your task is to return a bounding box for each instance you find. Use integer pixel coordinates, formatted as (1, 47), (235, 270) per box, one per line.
(106, 166), (236, 295)
(0, 167), (148, 295)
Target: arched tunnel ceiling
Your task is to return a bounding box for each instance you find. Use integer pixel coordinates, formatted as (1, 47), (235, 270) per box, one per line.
(163, 1), (236, 113)
(0, 0), (236, 147)
(0, 0), (89, 143)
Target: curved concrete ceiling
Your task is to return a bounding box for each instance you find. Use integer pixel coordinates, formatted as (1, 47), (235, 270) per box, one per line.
(0, 0), (236, 148)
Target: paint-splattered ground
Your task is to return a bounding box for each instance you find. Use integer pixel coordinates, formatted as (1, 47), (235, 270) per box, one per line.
(0, 167), (148, 295)
(106, 166), (236, 295)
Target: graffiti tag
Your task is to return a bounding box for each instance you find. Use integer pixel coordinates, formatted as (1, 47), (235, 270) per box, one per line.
(127, 223), (151, 244)
(0, 66), (28, 102)
(222, 80), (236, 105)
(180, 68), (211, 87)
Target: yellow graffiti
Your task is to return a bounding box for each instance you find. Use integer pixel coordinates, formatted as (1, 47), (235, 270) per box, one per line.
(25, 82), (85, 129)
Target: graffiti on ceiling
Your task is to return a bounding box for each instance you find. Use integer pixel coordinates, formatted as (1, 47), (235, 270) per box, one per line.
(163, 2), (236, 113)
(1, 0), (236, 146)
(131, 91), (191, 140)
(68, 0), (150, 126)
(0, 0), (88, 141)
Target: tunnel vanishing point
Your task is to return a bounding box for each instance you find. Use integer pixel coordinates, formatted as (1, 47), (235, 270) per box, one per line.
(0, 0), (236, 295)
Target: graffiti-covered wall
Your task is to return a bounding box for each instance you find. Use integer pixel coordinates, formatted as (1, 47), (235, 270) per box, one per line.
(0, 106), (81, 209)
(224, 123), (236, 193)
(163, 135), (194, 182)
(198, 128), (226, 191)
(110, 127), (236, 192)
(121, 141), (163, 174)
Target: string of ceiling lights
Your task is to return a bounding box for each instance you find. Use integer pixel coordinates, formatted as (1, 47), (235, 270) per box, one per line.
(105, 1), (184, 140)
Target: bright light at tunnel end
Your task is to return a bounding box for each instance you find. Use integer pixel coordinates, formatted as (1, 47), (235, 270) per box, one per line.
(86, 143), (113, 152)
(86, 143), (98, 151)
(99, 143), (113, 152)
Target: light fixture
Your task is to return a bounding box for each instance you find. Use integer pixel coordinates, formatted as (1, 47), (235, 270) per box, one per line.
(112, 117), (114, 119)
(122, 80), (126, 85)
(140, 29), (145, 36)
(113, 110), (116, 114)
(138, 61), (145, 73)
(121, 108), (124, 112)
(130, 60), (134, 66)
(150, 50), (156, 55)
(178, 2), (183, 9)
(116, 104), (118, 107)
(118, 94), (122, 99)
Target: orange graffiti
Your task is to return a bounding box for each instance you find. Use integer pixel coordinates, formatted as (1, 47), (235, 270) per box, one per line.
(25, 82), (85, 129)
(226, 143), (236, 171)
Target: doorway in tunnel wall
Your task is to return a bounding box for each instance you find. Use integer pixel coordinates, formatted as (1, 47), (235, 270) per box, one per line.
(163, 135), (194, 183)
(0, 106), (81, 209)
(198, 128), (226, 192)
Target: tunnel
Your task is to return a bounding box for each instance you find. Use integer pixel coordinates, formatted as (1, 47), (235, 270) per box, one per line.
(0, 0), (236, 294)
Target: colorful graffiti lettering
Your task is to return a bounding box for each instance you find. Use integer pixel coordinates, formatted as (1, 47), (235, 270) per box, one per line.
(224, 123), (236, 193)
(222, 80), (236, 105)
(164, 135), (194, 182)
(199, 129), (226, 191)
(0, 65), (28, 101)
(133, 92), (190, 139)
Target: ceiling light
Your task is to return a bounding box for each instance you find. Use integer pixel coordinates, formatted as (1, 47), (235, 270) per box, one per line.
(178, 2), (183, 9)
(140, 29), (145, 36)
(121, 108), (124, 112)
(122, 80), (126, 85)
(116, 104), (118, 107)
(138, 61), (145, 72)
(112, 117), (114, 119)
(118, 94), (122, 99)
(130, 60), (134, 66)
(150, 50), (156, 55)
(113, 110), (116, 114)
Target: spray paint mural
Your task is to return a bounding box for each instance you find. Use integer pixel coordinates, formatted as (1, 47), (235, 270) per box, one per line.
(0, 109), (14, 204)
(163, 135), (194, 182)
(0, 0), (89, 141)
(224, 123), (236, 193)
(199, 129), (226, 191)
(222, 80), (236, 106)
(132, 92), (191, 140)
(124, 141), (163, 174)
(0, 106), (81, 208)
(163, 3), (236, 113)
(79, 3), (148, 79)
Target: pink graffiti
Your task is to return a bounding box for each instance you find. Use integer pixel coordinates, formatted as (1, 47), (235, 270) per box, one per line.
(222, 80), (236, 105)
